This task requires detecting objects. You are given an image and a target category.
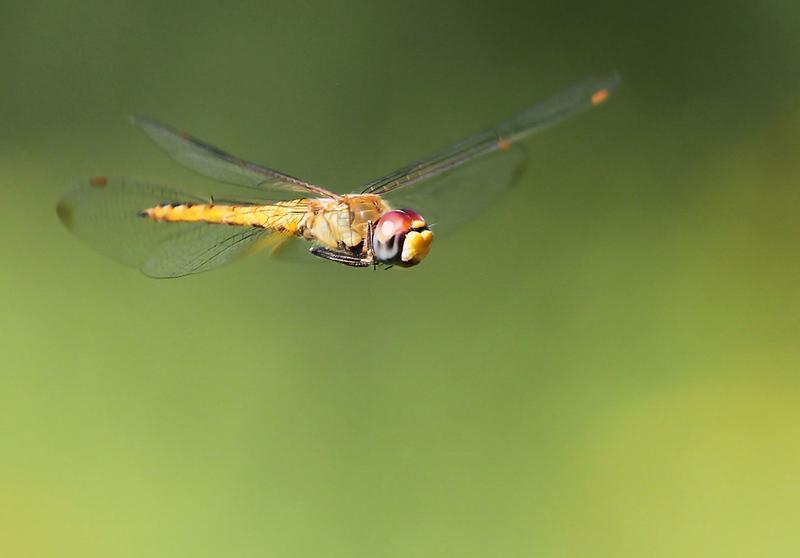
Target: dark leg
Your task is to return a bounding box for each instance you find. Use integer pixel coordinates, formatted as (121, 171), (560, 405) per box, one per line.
(310, 246), (373, 268)
(365, 220), (377, 270)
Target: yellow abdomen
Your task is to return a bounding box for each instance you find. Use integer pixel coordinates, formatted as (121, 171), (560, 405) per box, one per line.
(141, 199), (310, 235)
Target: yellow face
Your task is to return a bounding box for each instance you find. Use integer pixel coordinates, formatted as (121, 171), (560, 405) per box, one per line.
(401, 228), (433, 265)
(373, 209), (433, 267)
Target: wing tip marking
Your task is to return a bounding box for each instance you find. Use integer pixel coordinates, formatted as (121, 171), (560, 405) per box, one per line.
(591, 88), (611, 106)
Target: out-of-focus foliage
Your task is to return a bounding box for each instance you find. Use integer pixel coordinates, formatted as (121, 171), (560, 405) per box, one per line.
(1, 1), (799, 556)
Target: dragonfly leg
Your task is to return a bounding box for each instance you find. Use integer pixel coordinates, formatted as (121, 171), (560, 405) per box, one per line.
(365, 220), (377, 270)
(309, 246), (373, 268)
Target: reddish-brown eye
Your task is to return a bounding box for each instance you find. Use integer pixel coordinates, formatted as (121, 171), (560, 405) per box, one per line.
(399, 208), (425, 226)
(372, 209), (433, 267)
(375, 210), (412, 245)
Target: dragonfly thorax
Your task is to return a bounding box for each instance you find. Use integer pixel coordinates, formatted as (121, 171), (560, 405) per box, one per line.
(303, 194), (387, 251)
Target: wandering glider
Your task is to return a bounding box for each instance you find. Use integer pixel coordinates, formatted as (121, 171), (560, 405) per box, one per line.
(57, 74), (619, 277)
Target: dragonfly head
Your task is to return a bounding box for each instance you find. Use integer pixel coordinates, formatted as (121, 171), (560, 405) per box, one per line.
(373, 209), (433, 267)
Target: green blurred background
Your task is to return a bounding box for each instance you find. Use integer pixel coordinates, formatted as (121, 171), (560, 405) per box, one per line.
(2, 1), (800, 556)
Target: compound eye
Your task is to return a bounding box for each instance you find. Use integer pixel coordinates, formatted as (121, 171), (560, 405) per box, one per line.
(398, 208), (427, 230)
(375, 210), (412, 242)
(373, 210), (412, 263)
(372, 209), (432, 266)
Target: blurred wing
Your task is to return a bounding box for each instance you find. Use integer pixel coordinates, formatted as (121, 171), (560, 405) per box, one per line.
(133, 115), (337, 200)
(57, 177), (283, 278)
(267, 234), (326, 264)
(362, 73), (620, 198)
(381, 144), (528, 237)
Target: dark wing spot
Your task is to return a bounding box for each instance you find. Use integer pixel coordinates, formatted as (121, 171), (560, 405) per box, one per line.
(89, 176), (108, 187)
(56, 201), (73, 227)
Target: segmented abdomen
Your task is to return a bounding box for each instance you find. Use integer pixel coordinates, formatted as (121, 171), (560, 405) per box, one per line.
(140, 199), (310, 235)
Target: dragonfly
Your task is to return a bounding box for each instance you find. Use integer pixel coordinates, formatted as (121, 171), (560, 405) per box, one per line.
(57, 74), (619, 277)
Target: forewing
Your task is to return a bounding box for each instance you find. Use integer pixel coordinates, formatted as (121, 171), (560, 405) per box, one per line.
(363, 73), (620, 197)
(134, 116), (336, 200)
(381, 144), (528, 237)
(57, 177), (277, 278)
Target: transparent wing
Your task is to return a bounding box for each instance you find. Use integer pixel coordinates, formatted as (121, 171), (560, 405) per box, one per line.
(267, 234), (326, 264)
(57, 177), (285, 278)
(133, 116), (337, 200)
(362, 73), (620, 198)
(381, 144), (528, 237)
